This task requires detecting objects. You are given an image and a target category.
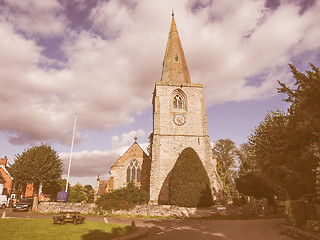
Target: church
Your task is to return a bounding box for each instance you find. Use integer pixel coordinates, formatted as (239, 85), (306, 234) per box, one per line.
(95, 13), (222, 204)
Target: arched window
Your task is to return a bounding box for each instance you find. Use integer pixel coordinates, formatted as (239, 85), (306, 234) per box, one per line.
(126, 160), (141, 183)
(172, 89), (187, 111)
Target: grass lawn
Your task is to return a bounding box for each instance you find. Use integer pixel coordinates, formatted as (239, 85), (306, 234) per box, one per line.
(0, 218), (133, 240)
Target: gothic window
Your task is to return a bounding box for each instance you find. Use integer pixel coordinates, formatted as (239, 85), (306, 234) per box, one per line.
(126, 160), (141, 183)
(172, 89), (187, 111)
(173, 94), (182, 108)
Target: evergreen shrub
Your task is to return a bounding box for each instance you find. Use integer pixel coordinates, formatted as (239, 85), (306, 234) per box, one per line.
(169, 147), (213, 207)
(96, 181), (148, 211)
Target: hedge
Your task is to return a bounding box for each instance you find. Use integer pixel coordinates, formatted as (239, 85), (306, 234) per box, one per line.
(169, 147), (213, 207)
(285, 200), (316, 226)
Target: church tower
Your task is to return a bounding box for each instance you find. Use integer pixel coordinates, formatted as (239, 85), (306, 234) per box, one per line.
(149, 13), (222, 204)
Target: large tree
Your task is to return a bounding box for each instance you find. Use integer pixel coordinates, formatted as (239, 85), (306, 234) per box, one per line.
(10, 144), (63, 199)
(239, 64), (320, 201)
(212, 139), (239, 203)
(278, 64), (320, 200)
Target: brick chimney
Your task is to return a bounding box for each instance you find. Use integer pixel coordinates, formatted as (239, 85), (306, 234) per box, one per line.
(0, 156), (8, 166)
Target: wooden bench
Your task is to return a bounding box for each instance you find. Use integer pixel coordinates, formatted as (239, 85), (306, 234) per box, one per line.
(52, 215), (65, 225)
(52, 211), (85, 225)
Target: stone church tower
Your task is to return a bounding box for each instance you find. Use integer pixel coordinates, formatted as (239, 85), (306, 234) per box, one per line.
(149, 13), (222, 204)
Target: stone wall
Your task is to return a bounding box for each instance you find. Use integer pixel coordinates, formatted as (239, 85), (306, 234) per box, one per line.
(106, 205), (218, 218)
(37, 202), (96, 214)
(37, 202), (266, 218)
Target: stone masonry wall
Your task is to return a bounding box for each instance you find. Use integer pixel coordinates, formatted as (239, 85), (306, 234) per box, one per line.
(37, 202), (265, 218)
(37, 202), (96, 214)
(150, 83), (222, 204)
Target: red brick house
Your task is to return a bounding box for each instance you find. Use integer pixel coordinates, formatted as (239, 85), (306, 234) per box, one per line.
(0, 156), (13, 196)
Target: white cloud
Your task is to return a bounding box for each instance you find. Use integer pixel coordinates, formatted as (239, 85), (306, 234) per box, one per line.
(112, 129), (145, 150)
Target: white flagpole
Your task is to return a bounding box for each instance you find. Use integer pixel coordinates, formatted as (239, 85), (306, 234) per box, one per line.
(65, 114), (77, 193)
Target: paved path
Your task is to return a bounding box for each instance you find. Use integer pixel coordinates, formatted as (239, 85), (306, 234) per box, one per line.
(1, 208), (292, 240)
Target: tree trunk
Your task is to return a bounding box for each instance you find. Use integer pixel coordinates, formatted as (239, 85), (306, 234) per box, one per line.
(32, 193), (38, 211)
(32, 183), (40, 211)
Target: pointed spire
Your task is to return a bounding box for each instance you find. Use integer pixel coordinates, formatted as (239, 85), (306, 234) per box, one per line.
(161, 12), (191, 84)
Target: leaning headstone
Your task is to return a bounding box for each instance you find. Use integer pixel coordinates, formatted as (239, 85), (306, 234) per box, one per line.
(2, 211), (6, 218)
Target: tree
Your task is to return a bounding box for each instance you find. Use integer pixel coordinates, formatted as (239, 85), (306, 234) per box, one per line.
(10, 144), (63, 200)
(169, 147), (213, 207)
(42, 178), (67, 201)
(84, 185), (95, 203)
(212, 139), (239, 203)
(241, 64), (320, 201)
(278, 64), (320, 201)
(235, 143), (273, 200)
(67, 183), (88, 203)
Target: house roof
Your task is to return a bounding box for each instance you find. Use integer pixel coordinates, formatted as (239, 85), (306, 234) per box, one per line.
(110, 141), (149, 169)
(0, 165), (13, 180)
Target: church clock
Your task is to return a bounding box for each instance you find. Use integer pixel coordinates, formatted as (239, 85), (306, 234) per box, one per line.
(173, 114), (185, 126)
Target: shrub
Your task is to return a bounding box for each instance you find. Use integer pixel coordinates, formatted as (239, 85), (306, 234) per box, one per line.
(169, 147), (213, 207)
(96, 181), (148, 211)
(285, 200), (308, 226)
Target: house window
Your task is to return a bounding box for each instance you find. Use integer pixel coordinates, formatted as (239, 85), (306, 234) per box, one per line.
(126, 160), (141, 183)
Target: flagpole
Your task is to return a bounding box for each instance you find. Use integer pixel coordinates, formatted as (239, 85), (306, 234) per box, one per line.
(65, 114), (77, 193)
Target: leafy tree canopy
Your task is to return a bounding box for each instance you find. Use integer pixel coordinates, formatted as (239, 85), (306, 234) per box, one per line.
(67, 183), (93, 203)
(239, 64), (320, 201)
(10, 144), (63, 195)
(213, 139), (239, 203)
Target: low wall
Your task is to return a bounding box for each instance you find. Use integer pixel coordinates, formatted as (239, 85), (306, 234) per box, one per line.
(37, 202), (266, 218)
(108, 205), (217, 218)
(37, 202), (96, 214)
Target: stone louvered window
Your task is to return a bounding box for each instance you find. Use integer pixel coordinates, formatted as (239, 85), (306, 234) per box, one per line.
(172, 89), (187, 110)
(126, 159), (141, 183)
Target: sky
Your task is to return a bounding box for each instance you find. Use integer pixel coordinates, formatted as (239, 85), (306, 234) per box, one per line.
(0, 0), (320, 187)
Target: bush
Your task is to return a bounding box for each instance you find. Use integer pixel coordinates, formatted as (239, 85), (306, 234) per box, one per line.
(96, 181), (148, 211)
(169, 147), (213, 207)
(285, 200), (315, 226)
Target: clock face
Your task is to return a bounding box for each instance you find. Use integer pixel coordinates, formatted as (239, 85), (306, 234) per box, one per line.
(173, 114), (185, 126)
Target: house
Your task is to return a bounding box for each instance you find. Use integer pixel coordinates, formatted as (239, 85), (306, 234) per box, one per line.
(0, 156), (13, 197)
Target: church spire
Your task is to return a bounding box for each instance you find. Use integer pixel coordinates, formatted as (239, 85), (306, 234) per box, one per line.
(161, 12), (191, 84)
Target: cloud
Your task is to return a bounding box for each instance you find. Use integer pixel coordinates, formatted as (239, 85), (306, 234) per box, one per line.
(0, 0), (320, 147)
(112, 129), (145, 150)
(59, 128), (148, 179)
(60, 149), (119, 178)
(1, 0), (67, 38)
